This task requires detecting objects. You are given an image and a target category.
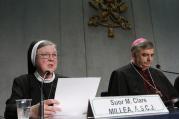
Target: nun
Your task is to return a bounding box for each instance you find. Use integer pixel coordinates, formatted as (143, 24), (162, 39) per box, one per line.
(5, 40), (65, 119)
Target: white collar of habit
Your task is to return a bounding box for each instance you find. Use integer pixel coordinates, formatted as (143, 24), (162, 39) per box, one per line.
(34, 71), (55, 83)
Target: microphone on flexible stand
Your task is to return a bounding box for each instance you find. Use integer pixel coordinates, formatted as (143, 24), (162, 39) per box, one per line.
(156, 64), (179, 75)
(165, 98), (179, 111)
(156, 64), (179, 110)
(40, 71), (50, 119)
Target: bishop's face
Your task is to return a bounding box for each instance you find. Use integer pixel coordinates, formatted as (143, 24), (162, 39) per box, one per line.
(35, 45), (57, 77)
(133, 48), (154, 70)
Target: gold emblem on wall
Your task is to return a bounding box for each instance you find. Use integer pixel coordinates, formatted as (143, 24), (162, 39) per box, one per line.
(88, 0), (131, 38)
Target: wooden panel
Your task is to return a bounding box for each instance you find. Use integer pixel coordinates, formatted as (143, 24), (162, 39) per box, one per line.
(0, 0), (27, 116)
(24, 0), (61, 71)
(83, 0), (135, 95)
(60, 0), (87, 77)
(149, 0), (179, 84)
(131, 0), (154, 39)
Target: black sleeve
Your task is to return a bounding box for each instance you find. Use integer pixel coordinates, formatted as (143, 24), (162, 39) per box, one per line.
(174, 76), (179, 93)
(155, 70), (179, 99)
(4, 76), (29, 119)
(108, 70), (128, 96)
(4, 103), (17, 119)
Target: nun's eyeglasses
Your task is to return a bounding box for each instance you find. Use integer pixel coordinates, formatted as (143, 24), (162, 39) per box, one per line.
(37, 53), (57, 59)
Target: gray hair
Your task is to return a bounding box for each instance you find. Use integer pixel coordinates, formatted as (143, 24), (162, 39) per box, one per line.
(131, 40), (154, 54)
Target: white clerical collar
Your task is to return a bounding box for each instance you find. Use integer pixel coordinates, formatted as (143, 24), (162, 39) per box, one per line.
(34, 71), (55, 83)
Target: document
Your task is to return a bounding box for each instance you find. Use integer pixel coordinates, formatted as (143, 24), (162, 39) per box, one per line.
(54, 77), (101, 117)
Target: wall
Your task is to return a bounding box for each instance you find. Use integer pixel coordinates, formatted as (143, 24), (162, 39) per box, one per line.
(0, 0), (179, 116)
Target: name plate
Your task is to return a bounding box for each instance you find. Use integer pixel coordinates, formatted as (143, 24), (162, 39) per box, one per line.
(88, 95), (169, 118)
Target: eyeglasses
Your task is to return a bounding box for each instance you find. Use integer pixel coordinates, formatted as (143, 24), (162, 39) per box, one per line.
(37, 53), (57, 59)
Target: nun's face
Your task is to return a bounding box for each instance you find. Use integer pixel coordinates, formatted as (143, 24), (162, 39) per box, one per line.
(36, 45), (57, 76)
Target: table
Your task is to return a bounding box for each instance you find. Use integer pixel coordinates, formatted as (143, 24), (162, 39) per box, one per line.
(52, 109), (179, 119)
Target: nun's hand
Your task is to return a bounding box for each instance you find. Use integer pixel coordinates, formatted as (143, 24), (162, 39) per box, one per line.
(30, 99), (61, 119)
(30, 103), (39, 119)
(44, 99), (61, 118)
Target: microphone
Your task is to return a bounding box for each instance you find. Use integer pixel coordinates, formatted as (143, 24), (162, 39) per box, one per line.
(155, 64), (179, 75)
(165, 97), (179, 111)
(156, 64), (179, 110)
(156, 64), (161, 69)
(40, 71), (50, 119)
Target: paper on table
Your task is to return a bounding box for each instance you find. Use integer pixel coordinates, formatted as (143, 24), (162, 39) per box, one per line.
(54, 77), (101, 116)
